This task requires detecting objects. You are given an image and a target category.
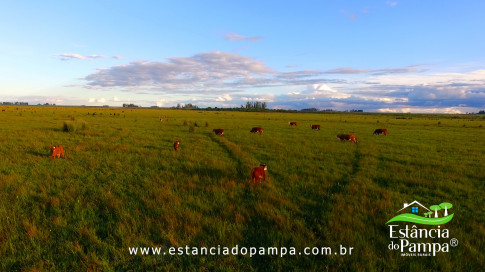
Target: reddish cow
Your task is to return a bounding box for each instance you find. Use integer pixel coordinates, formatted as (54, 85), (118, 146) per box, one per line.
(174, 140), (179, 151)
(250, 127), (263, 134)
(310, 124), (321, 130)
(213, 129), (224, 136)
(50, 146), (65, 159)
(336, 134), (358, 143)
(289, 122), (297, 126)
(373, 128), (388, 135)
(251, 164), (267, 184)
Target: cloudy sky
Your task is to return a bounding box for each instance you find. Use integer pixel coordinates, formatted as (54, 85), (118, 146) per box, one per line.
(1, 1), (484, 113)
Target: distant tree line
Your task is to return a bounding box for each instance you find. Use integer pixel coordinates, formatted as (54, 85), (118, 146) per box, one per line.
(123, 103), (139, 108)
(2, 102), (28, 105)
(175, 103), (199, 109)
(243, 101), (267, 110)
(301, 108), (318, 112)
(478, 110), (485, 114)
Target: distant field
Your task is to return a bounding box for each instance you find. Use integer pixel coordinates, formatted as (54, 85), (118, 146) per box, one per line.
(0, 106), (483, 271)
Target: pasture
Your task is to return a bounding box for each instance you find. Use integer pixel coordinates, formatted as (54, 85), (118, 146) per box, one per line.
(0, 106), (483, 271)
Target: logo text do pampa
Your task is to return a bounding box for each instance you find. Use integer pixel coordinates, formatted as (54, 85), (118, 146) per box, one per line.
(386, 200), (457, 257)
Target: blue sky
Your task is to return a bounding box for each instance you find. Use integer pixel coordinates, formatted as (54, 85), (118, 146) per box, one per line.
(1, 0), (484, 113)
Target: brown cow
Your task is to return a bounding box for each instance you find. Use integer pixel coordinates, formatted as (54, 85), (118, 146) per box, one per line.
(250, 127), (263, 134)
(373, 128), (387, 135)
(289, 122), (297, 126)
(213, 129), (224, 136)
(174, 140), (179, 151)
(310, 124), (321, 130)
(50, 146), (65, 159)
(251, 164), (267, 184)
(336, 134), (358, 143)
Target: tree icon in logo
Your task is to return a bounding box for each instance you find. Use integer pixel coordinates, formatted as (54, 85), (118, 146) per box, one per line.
(439, 202), (453, 217)
(429, 205), (442, 218)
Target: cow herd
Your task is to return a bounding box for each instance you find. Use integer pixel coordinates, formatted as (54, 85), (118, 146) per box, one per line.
(50, 114), (387, 186)
(208, 122), (387, 146)
(209, 122), (388, 184)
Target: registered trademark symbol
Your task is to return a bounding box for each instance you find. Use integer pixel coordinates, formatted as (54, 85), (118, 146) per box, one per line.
(450, 238), (458, 247)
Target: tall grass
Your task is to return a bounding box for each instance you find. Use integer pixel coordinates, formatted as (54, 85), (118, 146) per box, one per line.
(0, 106), (483, 271)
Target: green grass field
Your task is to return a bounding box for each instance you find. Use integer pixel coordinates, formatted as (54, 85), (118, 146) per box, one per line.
(0, 106), (483, 271)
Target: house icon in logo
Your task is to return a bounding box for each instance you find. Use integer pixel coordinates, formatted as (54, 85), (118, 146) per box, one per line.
(396, 200), (431, 215)
(387, 200), (454, 225)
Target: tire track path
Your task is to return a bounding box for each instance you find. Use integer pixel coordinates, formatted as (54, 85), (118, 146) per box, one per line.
(303, 145), (363, 236)
(207, 132), (260, 182)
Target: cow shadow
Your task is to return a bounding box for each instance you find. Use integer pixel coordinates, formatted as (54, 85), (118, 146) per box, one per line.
(27, 149), (48, 157)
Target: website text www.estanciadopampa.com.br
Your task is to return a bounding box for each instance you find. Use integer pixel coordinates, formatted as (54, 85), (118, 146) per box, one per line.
(129, 245), (354, 258)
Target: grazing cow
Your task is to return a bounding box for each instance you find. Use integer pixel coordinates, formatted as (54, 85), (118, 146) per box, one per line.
(50, 146), (65, 159)
(373, 128), (388, 135)
(213, 129), (224, 136)
(289, 122), (297, 126)
(174, 140), (179, 151)
(251, 164), (267, 184)
(250, 127), (263, 134)
(310, 124), (321, 130)
(336, 134), (358, 143)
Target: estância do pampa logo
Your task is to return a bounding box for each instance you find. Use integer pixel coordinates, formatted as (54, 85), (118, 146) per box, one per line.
(386, 200), (458, 257)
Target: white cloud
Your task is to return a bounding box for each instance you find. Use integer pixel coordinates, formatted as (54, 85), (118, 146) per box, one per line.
(325, 67), (417, 74)
(377, 106), (472, 114)
(86, 55), (105, 59)
(56, 53), (107, 61)
(240, 94), (275, 102)
(224, 33), (263, 42)
(386, 1), (398, 7)
(88, 97), (107, 103)
(84, 51), (276, 90)
(287, 84), (351, 100)
(369, 69), (485, 87)
(216, 94), (232, 102)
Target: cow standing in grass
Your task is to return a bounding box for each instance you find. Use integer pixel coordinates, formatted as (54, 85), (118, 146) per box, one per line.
(310, 124), (321, 130)
(250, 127), (263, 134)
(174, 140), (179, 152)
(373, 129), (387, 135)
(289, 122), (297, 127)
(337, 134), (358, 143)
(50, 146), (65, 159)
(251, 164), (267, 184)
(213, 129), (224, 136)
